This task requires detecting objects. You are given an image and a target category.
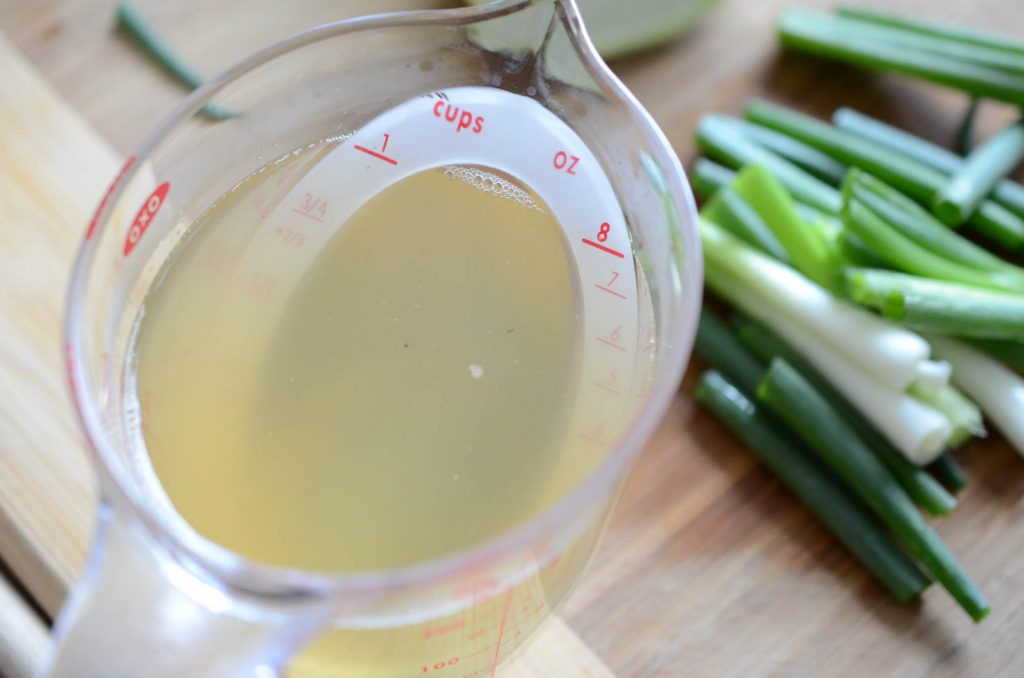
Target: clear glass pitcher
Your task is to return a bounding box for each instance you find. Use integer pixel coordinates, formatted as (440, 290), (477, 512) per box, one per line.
(50, 1), (702, 676)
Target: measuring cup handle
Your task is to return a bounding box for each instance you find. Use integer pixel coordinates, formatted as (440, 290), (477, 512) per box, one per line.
(43, 501), (328, 678)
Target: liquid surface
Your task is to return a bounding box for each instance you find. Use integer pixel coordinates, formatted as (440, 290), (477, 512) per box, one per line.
(134, 162), (582, 572)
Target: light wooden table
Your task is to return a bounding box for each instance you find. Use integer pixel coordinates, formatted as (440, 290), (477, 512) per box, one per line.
(1, 1), (1023, 676)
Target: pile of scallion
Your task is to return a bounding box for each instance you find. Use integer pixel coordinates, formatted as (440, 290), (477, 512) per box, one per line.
(690, 6), (1024, 622)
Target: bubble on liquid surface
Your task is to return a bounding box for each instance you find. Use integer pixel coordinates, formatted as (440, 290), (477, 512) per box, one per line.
(442, 166), (545, 212)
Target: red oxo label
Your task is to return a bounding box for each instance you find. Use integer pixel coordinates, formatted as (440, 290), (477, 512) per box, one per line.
(123, 182), (170, 256)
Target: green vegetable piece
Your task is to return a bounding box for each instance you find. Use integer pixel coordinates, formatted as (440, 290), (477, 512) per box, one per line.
(746, 99), (1024, 249)
(735, 318), (957, 517)
(928, 452), (968, 493)
(968, 338), (1024, 373)
(778, 9), (1024, 106)
(907, 380), (986, 449)
(841, 196), (1024, 293)
(738, 122), (847, 185)
(691, 158), (737, 200)
(695, 370), (932, 603)
(116, 3), (231, 121)
(756, 358), (990, 621)
(846, 268), (1024, 341)
(933, 118), (1024, 226)
(733, 164), (837, 289)
(833, 107), (1024, 222)
(695, 115), (843, 214)
(846, 170), (1015, 273)
(701, 188), (791, 263)
(694, 309), (765, 395)
(837, 6), (1024, 60)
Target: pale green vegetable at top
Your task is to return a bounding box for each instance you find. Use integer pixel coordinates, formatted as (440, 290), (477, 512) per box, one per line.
(467, 0), (719, 59)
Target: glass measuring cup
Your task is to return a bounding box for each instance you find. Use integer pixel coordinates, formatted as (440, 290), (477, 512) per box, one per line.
(50, 0), (702, 675)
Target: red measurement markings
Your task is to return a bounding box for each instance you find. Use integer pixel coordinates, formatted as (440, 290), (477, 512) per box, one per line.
(582, 222), (624, 258)
(466, 628), (488, 641)
(451, 578), (498, 600)
(86, 156), (135, 240)
(597, 325), (626, 352)
(552, 150), (579, 175)
(463, 644), (497, 659)
(247, 272), (276, 301)
(292, 193), (327, 223)
(421, 657), (460, 673)
(579, 422), (608, 447)
(274, 227), (306, 246)
(595, 270), (626, 299)
(594, 381), (621, 396)
(488, 589), (515, 678)
(422, 619), (465, 640)
(354, 133), (398, 165)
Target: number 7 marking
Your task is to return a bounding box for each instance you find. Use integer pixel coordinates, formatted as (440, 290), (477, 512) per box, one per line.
(595, 270), (626, 300)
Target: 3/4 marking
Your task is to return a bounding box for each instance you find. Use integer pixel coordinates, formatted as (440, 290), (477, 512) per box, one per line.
(292, 193), (327, 223)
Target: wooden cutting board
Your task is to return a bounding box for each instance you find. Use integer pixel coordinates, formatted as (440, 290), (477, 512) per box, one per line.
(3, 1), (1024, 676)
(0, 31), (611, 678)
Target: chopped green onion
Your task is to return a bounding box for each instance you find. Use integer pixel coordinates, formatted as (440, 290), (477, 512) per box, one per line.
(778, 8), (1024, 106)
(736, 318), (957, 516)
(701, 187), (791, 263)
(701, 220), (931, 391)
(691, 158), (736, 200)
(846, 268), (1024, 340)
(840, 230), (891, 269)
(837, 6), (1024, 60)
(907, 380), (986, 449)
(695, 370), (932, 603)
(841, 197), (1024, 292)
(831, 12), (1024, 76)
(732, 164), (836, 288)
(968, 338), (1024, 373)
(933, 118), (1024, 226)
(757, 358), (990, 622)
(928, 451), (968, 493)
(696, 115), (843, 214)
(746, 100), (1024, 249)
(969, 200), (1024, 251)
(694, 309), (766, 395)
(116, 3), (231, 121)
(738, 121), (847, 185)
(845, 170), (1018, 273)
(927, 335), (1024, 457)
(957, 98), (980, 156)
(703, 224), (950, 463)
(833, 107), (1024, 221)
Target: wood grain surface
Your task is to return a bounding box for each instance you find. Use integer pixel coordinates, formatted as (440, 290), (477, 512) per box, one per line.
(0, 1), (1023, 676)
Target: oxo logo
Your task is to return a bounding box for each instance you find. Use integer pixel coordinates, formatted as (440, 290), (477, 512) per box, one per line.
(123, 182), (170, 256)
